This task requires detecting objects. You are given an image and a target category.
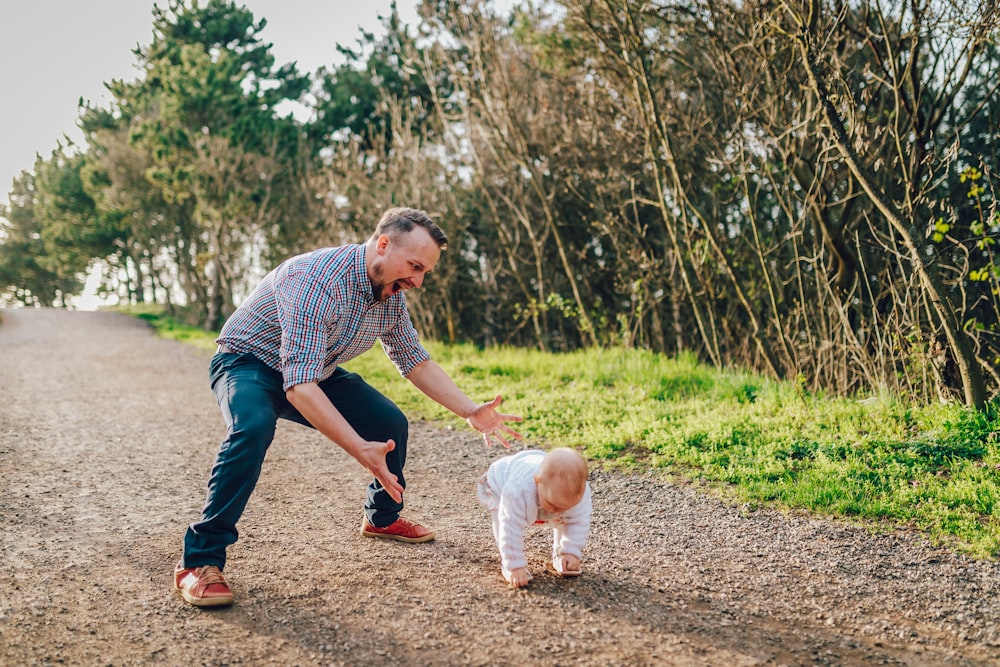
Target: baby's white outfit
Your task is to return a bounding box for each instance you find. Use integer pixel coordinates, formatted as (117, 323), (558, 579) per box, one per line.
(477, 449), (592, 581)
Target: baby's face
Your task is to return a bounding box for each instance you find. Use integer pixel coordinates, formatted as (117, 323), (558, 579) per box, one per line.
(536, 477), (583, 513)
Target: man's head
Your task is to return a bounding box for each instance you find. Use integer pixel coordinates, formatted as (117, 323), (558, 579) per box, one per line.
(535, 448), (588, 513)
(367, 208), (449, 302)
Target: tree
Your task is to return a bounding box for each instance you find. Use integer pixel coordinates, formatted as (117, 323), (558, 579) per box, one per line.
(84, 0), (312, 328)
(0, 171), (61, 306)
(309, 2), (446, 151)
(559, 0), (998, 406)
(770, 0), (994, 408)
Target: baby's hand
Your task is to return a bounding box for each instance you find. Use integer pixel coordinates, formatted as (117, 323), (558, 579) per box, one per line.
(554, 554), (582, 577)
(507, 567), (532, 589)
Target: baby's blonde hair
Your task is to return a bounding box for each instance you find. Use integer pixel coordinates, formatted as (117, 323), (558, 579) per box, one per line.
(538, 448), (588, 502)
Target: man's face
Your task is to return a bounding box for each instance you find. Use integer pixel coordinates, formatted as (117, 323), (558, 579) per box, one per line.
(370, 226), (442, 302)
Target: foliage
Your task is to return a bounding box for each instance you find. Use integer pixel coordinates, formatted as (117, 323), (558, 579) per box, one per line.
(0, 171), (62, 306)
(309, 2), (444, 150)
(0, 146), (110, 306)
(2, 0), (999, 406)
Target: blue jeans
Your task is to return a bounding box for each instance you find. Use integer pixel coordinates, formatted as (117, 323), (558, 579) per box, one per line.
(182, 351), (408, 569)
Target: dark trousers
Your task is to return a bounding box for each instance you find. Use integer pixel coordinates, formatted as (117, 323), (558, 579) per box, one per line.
(182, 350), (408, 569)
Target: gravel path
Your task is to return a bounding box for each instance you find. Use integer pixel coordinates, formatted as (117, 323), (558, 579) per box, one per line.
(1, 307), (998, 666)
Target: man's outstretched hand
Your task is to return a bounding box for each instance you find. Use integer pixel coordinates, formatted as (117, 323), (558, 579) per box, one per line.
(355, 439), (404, 502)
(466, 395), (523, 448)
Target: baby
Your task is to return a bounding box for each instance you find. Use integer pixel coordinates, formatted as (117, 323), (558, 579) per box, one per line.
(477, 447), (592, 588)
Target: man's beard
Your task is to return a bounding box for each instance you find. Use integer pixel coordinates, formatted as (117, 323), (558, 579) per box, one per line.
(371, 279), (388, 302)
(370, 264), (411, 302)
(370, 262), (387, 302)
(370, 266), (397, 302)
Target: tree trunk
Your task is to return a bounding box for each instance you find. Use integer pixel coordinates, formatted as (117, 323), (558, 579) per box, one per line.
(793, 30), (987, 409)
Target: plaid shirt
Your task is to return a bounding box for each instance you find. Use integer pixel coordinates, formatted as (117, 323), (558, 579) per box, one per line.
(217, 244), (430, 390)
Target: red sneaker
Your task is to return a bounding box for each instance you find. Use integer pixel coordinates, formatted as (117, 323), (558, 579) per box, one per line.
(360, 517), (436, 543)
(174, 562), (234, 607)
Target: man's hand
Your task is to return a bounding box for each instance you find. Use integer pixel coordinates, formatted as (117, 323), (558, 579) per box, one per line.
(285, 382), (404, 502)
(466, 394), (524, 448)
(354, 438), (405, 503)
(405, 362), (524, 447)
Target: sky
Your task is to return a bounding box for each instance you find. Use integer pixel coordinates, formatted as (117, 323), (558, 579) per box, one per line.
(0, 0), (421, 211)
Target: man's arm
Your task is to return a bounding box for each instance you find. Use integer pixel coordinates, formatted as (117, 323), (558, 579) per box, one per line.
(285, 381), (404, 502)
(405, 359), (523, 448)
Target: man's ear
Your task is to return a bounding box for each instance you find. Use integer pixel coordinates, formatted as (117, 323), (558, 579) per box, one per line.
(376, 234), (390, 254)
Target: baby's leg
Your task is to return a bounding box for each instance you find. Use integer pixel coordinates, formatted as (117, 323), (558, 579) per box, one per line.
(491, 511), (520, 584)
(490, 510), (501, 547)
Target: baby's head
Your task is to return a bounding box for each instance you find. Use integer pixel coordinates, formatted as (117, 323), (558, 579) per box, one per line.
(534, 448), (588, 513)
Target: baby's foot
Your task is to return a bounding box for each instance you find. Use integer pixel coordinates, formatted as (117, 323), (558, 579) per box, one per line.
(552, 557), (582, 577)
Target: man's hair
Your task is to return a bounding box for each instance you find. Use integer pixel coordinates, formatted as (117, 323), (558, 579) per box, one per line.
(374, 207), (449, 250)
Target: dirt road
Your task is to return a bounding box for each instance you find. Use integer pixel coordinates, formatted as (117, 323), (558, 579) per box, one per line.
(1, 308), (998, 666)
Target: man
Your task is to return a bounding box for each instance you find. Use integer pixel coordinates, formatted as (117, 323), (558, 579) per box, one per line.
(174, 207), (523, 607)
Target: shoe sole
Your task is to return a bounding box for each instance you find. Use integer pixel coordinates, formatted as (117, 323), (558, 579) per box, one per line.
(360, 528), (436, 543)
(174, 586), (234, 607)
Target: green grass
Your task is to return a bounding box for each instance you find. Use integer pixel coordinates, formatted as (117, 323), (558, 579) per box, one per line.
(125, 305), (1000, 560)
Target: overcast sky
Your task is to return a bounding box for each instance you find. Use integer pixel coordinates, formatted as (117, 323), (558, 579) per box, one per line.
(0, 0), (421, 210)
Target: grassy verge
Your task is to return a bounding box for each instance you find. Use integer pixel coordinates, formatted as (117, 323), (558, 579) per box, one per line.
(125, 306), (1000, 559)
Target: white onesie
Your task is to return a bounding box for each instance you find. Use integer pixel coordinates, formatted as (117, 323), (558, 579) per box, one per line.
(477, 449), (592, 578)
